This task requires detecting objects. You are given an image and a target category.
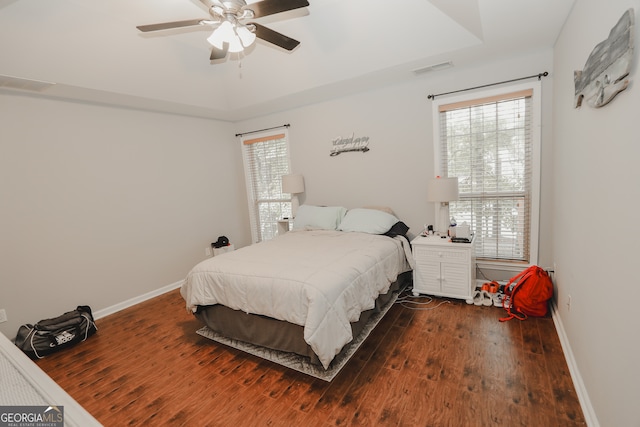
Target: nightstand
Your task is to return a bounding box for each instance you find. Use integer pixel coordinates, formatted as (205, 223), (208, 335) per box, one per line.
(411, 235), (476, 300)
(213, 245), (234, 256)
(277, 219), (291, 235)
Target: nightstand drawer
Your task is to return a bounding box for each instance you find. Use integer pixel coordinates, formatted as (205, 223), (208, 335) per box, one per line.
(413, 246), (469, 264)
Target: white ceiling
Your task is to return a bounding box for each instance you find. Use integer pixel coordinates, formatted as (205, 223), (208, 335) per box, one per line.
(0, 0), (575, 121)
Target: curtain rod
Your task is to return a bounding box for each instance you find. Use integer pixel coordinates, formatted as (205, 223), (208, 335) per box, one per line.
(427, 72), (548, 100)
(235, 123), (290, 137)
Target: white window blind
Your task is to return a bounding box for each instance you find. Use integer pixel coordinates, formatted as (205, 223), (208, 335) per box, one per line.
(241, 130), (292, 243)
(436, 86), (540, 264)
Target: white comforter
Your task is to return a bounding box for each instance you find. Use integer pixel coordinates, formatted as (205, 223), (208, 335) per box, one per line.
(180, 230), (412, 369)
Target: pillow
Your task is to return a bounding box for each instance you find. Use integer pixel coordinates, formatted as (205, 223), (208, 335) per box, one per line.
(362, 206), (396, 216)
(338, 208), (399, 234)
(292, 205), (347, 231)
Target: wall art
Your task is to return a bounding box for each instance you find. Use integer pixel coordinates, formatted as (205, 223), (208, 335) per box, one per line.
(330, 133), (370, 156)
(574, 8), (634, 108)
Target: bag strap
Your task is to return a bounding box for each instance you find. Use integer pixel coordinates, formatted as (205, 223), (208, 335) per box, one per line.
(500, 268), (536, 322)
(80, 313), (97, 341)
(25, 327), (45, 359)
(499, 307), (528, 322)
(504, 268), (527, 295)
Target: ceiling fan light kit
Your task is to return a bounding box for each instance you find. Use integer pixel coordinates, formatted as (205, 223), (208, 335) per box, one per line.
(236, 24), (257, 47)
(137, 0), (310, 62)
(207, 20), (255, 52)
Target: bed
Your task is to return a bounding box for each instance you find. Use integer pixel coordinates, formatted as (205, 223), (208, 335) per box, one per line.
(180, 206), (414, 370)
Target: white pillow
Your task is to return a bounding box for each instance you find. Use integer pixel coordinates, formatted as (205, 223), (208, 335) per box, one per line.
(292, 205), (347, 230)
(338, 208), (399, 234)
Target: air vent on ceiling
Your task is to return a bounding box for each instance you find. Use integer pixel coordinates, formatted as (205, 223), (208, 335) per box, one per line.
(0, 75), (56, 92)
(412, 61), (454, 76)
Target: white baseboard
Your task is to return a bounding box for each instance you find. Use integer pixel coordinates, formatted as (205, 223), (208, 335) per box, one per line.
(92, 280), (184, 320)
(550, 302), (599, 427)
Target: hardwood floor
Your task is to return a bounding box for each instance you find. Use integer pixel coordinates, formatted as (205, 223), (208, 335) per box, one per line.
(36, 289), (586, 426)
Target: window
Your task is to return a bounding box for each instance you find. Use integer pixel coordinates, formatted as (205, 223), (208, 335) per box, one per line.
(433, 82), (541, 265)
(241, 129), (293, 243)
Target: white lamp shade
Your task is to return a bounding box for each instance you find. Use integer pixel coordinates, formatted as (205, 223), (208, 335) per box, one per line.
(207, 21), (234, 49)
(282, 174), (305, 194)
(236, 25), (256, 47)
(227, 33), (244, 53)
(427, 177), (459, 202)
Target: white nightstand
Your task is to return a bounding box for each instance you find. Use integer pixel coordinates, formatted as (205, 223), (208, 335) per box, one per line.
(213, 244), (234, 256)
(277, 219), (292, 235)
(411, 235), (476, 300)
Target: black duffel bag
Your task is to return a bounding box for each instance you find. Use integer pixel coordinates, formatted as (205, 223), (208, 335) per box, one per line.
(14, 305), (98, 359)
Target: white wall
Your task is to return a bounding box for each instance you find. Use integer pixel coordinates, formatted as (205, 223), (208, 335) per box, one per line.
(2, 3), (636, 423)
(237, 49), (556, 274)
(552, 2), (640, 426)
(0, 93), (250, 337)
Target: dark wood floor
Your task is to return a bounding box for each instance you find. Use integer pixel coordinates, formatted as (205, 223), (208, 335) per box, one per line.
(36, 288), (586, 426)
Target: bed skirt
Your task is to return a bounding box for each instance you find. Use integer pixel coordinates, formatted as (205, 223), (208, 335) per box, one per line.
(194, 271), (411, 366)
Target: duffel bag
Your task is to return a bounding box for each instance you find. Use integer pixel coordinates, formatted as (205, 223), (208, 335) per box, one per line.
(14, 305), (97, 359)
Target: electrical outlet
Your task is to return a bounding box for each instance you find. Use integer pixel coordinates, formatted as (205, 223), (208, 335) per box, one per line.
(0, 309), (7, 323)
(205, 247), (212, 257)
(567, 295), (571, 312)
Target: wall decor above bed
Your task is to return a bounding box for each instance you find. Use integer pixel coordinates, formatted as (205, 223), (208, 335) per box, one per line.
(574, 8), (634, 108)
(330, 132), (370, 156)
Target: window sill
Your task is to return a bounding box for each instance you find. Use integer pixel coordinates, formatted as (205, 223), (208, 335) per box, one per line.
(476, 259), (530, 273)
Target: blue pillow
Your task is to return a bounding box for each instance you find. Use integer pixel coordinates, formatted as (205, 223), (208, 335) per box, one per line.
(292, 205), (347, 230)
(338, 208), (399, 234)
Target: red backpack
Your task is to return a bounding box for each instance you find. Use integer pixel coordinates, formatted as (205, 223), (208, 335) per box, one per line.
(499, 265), (553, 322)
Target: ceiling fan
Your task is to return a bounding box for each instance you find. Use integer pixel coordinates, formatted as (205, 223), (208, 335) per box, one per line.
(136, 0), (310, 61)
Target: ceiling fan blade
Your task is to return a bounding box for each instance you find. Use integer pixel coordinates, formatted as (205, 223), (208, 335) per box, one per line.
(210, 44), (229, 60)
(252, 23), (300, 51)
(136, 19), (206, 32)
(249, 0), (309, 19)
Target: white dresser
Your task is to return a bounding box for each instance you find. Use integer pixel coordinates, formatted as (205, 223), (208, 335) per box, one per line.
(411, 235), (476, 300)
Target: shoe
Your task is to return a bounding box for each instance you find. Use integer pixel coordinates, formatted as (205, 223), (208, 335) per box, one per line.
(492, 292), (504, 307)
(465, 293), (474, 304)
(481, 282), (491, 292)
(488, 281), (499, 294)
(467, 289), (483, 306)
(481, 290), (493, 307)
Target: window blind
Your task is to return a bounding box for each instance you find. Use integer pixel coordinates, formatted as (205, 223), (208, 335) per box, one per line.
(241, 131), (291, 242)
(439, 92), (533, 262)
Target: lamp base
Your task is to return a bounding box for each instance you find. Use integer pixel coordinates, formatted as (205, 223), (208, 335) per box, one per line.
(435, 202), (450, 235)
(291, 195), (300, 218)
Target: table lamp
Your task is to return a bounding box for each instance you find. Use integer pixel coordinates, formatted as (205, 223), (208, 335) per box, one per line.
(427, 176), (459, 235)
(281, 173), (305, 217)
